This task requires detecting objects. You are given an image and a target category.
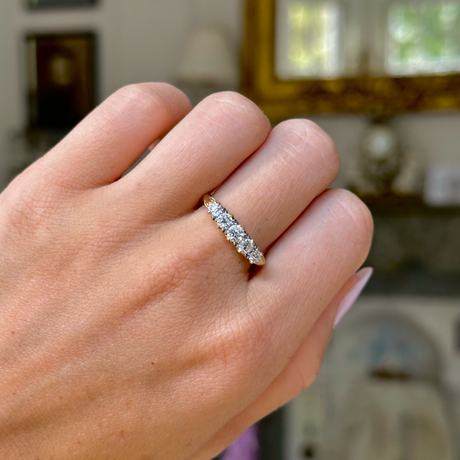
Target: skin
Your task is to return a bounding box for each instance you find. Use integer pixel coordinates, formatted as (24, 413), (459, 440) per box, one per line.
(0, 83), (373, 460)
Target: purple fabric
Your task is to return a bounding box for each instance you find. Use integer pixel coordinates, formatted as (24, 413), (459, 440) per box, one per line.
(221, 425), (260, 460)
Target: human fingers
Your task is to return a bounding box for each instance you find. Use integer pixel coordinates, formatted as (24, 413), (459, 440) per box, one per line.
(37, 83), (192, 189)
(117, 92), (271, 219)
(187, 268), (373, 460)
(245, 189), (373, 379)
(180, 190), (372, 459)
(206, 118), (340, 254)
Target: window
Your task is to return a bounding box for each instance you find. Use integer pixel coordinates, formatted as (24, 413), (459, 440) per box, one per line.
(387, 1), (460, 75)
(277, 0), (342, 78)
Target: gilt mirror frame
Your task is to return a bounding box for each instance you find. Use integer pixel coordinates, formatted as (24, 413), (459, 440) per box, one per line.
(242, 0), (460, 123)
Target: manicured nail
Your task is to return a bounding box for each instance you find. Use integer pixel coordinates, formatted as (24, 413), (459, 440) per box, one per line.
(333, 267), (373, 328)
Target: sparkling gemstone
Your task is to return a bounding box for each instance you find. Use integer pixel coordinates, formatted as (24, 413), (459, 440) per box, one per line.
(249, 249), (263, 264)
(208, 202), (223, 217)
(216, 213), (236, 231)
(227, 224), (245, 243)
(237, 236), (254, 255)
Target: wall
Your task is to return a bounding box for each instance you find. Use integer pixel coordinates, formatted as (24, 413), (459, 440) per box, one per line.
(309, 112), (460, 187)
(0, 0), (242, 188)
(0, 0), (459, 190)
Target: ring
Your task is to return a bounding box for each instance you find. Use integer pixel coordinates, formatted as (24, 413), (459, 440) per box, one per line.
(203, 195), (266, 266)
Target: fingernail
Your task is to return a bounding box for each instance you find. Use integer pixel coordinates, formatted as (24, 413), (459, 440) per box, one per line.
(333, 267), (373, 328)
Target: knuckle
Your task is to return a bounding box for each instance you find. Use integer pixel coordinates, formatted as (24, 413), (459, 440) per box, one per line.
(277, 120), (310, 154)
(303, 119), (336, 148)
(277, 119), (340, 178)
(112, 83), (189, 118)
(114, 83), (167, 113)
(203, 91), (271, 132)
(1, 161), (76, 240)
(303, 120), (340, 175)
(153, 82), (192, 111)
(206, 90), (250, 107)
(328, 188), (374, 246)
(3, 182), (54, 235)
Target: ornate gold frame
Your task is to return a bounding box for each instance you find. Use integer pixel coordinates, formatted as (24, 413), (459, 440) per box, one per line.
(242, 0), (460, 123)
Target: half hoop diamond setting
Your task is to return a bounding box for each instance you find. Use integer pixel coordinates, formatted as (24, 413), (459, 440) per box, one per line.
(204, 195), (266, 266)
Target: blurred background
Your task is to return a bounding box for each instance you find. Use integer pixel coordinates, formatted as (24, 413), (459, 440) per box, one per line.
(1, 0), (460, 459)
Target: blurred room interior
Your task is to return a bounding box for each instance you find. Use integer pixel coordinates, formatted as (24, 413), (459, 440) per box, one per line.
(0, 0), (459, 459)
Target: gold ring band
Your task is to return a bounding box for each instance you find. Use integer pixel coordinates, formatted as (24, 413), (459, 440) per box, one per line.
(203, 195), (266, 266)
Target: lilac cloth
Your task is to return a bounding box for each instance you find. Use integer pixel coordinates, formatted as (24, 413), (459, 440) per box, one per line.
(221, 425), (260, 460)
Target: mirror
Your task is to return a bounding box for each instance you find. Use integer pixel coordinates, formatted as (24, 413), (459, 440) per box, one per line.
(276, 0), (460, 79)
(243, 0), (460, 121)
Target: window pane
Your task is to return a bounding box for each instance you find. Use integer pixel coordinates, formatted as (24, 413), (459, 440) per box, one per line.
(277, 0), (341, 78)
(387, 1), (460, 75)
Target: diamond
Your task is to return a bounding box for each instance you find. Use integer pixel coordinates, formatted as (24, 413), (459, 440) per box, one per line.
(249, 249), (263, 264)
(237, 235), (254, 256)
(208, 202), (223, 217)
(216, 212), (236, 231)
(226, 224), (245, 243)
(204, 195), (265, 265)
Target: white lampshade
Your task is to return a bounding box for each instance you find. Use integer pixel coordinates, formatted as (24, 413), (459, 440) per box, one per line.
(176, 27), (239, 88)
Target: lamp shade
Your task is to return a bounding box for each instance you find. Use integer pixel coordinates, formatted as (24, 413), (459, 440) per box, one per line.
(176, 27), (239, 87)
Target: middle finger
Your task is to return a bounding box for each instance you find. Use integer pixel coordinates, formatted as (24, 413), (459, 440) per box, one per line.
(116, 92), (271, 220)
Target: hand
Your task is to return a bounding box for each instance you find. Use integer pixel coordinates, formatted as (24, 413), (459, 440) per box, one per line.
(0, 84), (373, 459)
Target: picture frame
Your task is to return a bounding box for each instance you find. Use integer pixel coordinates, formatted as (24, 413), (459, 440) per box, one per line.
(27, 0), (98, 9)
(242, 0), (460, 122)
(25, 32), (97, 131)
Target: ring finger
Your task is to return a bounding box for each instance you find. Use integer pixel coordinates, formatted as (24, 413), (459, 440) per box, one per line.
(199, 118), (340, 259)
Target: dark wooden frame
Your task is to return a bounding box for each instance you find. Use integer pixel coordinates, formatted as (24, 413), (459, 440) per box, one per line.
(25, 31), (97, 130)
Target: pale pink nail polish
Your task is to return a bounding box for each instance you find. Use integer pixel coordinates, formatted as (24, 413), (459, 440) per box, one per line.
(333, 267), (373, 328)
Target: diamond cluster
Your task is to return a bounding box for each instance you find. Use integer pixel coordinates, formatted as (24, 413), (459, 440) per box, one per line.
(207, 200), (264, 265)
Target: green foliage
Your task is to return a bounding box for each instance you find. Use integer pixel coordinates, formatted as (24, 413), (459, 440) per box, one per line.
(389, 1), (460, 73)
